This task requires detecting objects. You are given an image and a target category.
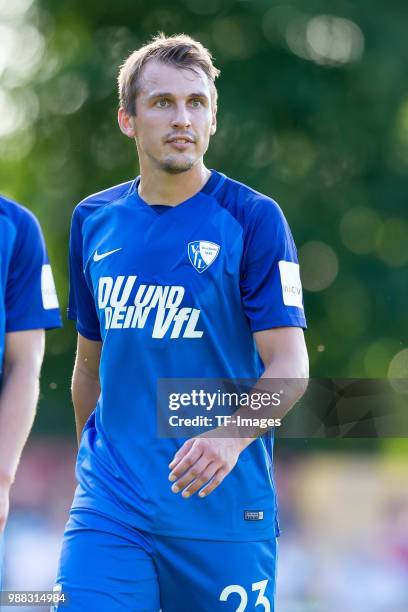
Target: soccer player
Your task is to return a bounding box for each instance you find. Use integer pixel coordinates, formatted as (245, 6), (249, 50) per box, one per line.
(55, 34), (308, 611)
(0, 195), (61, 590)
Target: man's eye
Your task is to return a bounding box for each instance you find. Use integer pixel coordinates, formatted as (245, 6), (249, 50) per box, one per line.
(190, 99), (202, 108)
(156, 99), (170, 108)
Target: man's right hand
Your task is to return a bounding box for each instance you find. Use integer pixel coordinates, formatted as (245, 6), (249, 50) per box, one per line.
(0, 483), (10, 533)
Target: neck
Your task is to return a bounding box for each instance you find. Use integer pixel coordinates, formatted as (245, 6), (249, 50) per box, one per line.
(138, 161), (211, 205)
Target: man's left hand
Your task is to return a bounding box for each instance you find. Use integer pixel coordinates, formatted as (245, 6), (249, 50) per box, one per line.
(168, 436), (248, 498)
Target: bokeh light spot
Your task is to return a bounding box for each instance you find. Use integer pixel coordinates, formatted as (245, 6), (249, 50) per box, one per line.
(0, 88), (39, 136)
(388, 349), (408, 394)
(0, 23), (44, 86)
(286, 14), (364, 66)
(299, 241), (339, 291)
(306, 15), (364, 65)
(45, 73), (89, 116)
(364, 338), (402, 377)
(0, 129), (35, 161)
(0, 0), (34, 19)
(376, 218), (408, 267)
(340, 207), (382, 254)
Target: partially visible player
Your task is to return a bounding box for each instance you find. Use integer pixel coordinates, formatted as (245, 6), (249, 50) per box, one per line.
(0, 195), (62, 589)
(55, 33), (308, 611)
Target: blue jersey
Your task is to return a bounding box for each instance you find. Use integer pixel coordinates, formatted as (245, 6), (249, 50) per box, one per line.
(68, 170), (306, 541)
(0, 195), (62, 374)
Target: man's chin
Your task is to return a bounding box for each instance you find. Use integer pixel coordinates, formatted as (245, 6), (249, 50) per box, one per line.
(160, 156), (196, 175)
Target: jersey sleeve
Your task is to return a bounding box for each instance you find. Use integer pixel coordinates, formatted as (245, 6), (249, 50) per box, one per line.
(240, 198), (307, 332)
(67, 207), (102, 341)
(5, 210), (62, 332)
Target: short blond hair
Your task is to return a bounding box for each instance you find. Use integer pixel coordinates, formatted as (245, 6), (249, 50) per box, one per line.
(118, 33), (220, 115)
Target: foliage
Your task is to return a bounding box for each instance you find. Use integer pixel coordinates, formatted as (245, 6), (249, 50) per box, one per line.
(0, 0), (406, 433)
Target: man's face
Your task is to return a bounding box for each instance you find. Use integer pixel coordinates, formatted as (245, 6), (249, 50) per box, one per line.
(122, 60), (217, 174)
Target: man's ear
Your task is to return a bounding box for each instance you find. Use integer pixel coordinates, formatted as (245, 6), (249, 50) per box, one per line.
(118, 107), (136, 139)
(210, 107), (217, 136)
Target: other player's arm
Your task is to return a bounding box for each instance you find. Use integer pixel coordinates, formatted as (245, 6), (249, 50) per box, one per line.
(0, 330), (45, 532)
(169, 326), (309, 498)
(71, 333), (101, 446)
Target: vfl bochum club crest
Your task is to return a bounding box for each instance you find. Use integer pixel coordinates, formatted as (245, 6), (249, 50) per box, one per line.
(188, 241), (220, 273)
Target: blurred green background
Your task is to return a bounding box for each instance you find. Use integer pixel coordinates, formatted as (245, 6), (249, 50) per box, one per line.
(0, 0), (406, 436)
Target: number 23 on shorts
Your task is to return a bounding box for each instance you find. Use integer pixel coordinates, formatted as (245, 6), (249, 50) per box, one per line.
(220, 579), (271, 611)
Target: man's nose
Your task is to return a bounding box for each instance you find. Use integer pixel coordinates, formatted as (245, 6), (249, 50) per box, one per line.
(170, 104), (191, 128)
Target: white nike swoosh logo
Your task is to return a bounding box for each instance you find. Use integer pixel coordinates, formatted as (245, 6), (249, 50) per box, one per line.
(93, 248), (122, 262)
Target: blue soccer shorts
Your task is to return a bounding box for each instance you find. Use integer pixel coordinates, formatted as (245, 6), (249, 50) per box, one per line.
(54, 509), (278, 611)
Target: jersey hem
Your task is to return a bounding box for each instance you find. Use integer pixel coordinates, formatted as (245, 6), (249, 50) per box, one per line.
(250, 316), (307, 332)
(6, 315), (62, 332)
(67, 311), (102, 341)
(70, 500), (279, 542)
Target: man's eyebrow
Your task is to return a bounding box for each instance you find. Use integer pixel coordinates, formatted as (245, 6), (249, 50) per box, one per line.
(147, 91), (209, 101)
(147, 92), (173, 100)
(188, 92), (209, 99)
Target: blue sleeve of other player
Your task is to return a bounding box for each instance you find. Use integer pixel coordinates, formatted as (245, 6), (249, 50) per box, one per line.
(68, 207), (101, 341)
(5, 209), (61, 332)
(240, 198), (307, 332)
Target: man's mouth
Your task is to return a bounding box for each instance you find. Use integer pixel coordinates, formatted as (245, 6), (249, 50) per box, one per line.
(166, 135), (195, 144)
(166, 136), (196, 150)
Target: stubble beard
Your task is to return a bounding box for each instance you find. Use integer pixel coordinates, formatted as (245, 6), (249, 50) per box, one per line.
(160, 154), (196, 175)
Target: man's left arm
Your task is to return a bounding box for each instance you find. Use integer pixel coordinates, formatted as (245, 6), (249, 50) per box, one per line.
(0, 330), (45, 532)
(254, 326), (309, 417)
(169, 326), (309, 498)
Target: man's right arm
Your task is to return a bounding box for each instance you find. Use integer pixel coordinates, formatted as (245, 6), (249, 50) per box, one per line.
(72, 333), (102, 446)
